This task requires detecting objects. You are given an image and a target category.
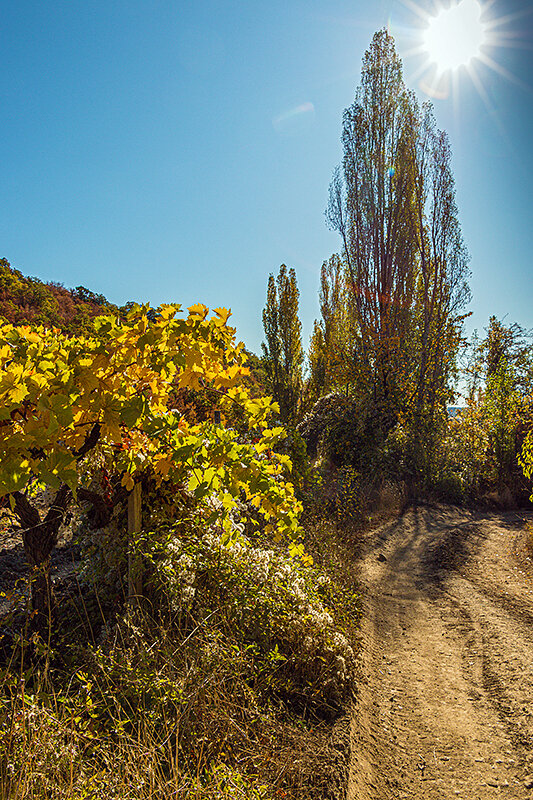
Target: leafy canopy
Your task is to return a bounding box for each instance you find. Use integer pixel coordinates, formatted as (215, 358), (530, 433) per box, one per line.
(0, 303), (303, 543)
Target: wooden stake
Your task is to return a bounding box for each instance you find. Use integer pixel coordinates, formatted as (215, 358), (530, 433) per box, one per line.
(128, 482), (143, 600)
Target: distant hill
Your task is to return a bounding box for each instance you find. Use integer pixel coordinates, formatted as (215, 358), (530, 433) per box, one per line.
(0, 258), (269, 396)
(0, 258), (117, 334)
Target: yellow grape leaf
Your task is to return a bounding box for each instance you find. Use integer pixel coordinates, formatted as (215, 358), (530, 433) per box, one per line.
(289, 542), (304, 558)
(187, 304), (208, 319)
(78, 370), (100, 392)
(38, 360), (55, 372)
(8, 383), (29, 404)
(277, 454), (292, 471)
(213, 307), (231, 325)
(121, 473), (135, 491)
(23, 330), (41, 343)
(159, 304), (178, 320)
(179, 369), (202, 390)
(154, 456), (173, 477)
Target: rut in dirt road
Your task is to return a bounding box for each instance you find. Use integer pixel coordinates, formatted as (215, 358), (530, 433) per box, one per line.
(347, 505), (533, 800)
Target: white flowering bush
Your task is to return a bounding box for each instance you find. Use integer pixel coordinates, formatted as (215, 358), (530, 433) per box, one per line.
(138, 502), (357, 714)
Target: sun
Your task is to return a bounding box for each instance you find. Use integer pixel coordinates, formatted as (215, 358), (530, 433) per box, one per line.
(394, 0), (531, 107)
(423, 0), (488, 74)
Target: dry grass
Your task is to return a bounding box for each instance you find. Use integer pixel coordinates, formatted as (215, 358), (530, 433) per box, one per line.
(0, 616), (323, 799)
(0, 531), (358, 800)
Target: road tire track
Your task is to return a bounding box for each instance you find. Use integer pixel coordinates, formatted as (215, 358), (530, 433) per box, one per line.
(348, 505), (533, 800)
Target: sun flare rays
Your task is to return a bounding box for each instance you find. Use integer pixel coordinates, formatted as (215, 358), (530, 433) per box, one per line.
(396, 0), (532, 108)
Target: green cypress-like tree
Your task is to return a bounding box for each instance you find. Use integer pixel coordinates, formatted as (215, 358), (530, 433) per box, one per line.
(262, 264), (303, 422)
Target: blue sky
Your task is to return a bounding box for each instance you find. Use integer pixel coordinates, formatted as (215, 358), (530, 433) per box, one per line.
(1, 0), (532, 355)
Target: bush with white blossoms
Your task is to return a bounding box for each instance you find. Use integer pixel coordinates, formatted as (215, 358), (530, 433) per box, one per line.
(141, 501), (358, 713)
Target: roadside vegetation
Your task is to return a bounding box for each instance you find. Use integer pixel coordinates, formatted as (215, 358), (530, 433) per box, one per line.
(0, 299), (362, 799)
(0, 508), (360, 799)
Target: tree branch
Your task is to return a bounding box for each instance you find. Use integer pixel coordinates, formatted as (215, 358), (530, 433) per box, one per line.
(74, 422), (101, 460)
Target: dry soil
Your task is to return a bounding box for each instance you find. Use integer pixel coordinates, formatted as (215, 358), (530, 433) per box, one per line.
(348, 505), (533, 800)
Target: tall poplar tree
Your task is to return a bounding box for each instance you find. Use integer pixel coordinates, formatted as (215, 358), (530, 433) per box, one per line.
(262, 265), (303, 423)
(323, 28), (470, 481)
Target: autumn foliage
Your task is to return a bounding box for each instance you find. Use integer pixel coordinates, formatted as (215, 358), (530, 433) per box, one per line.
(0, 258), (116, 333)
(0, 302), (303, 616)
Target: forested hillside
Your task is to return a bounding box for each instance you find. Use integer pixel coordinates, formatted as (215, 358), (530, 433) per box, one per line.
(0, 258), (117, 333)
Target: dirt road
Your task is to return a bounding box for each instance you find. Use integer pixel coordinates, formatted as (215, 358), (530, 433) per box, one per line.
(348, 505), (533, 799)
